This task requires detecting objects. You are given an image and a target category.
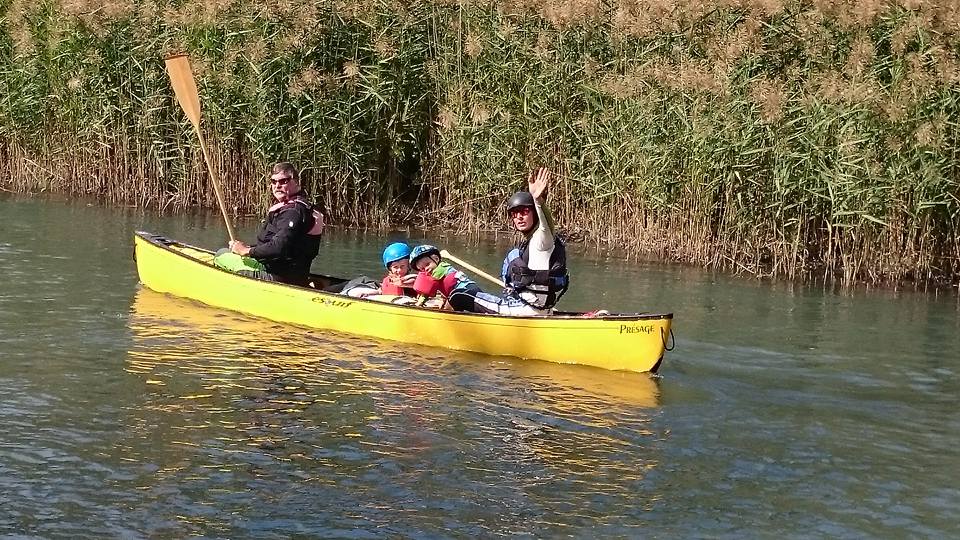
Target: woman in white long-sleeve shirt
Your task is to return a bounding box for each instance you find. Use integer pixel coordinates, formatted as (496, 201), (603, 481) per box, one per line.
(499, 168), (570, 315)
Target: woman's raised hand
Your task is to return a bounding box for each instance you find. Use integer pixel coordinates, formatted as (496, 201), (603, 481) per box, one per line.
(527, 167), (551, 200)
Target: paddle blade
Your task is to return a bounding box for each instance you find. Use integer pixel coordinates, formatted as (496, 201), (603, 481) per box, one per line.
(164, 54), (202, 130)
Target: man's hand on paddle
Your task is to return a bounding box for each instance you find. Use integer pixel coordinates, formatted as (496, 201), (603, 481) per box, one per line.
(229, 240), (251, 256)
(528, 167), (551, 202)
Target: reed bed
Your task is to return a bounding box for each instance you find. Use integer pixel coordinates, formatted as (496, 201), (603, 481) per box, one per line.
(1, 0), (958, 286)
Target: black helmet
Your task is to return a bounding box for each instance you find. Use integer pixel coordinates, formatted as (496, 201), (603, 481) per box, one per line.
(506, 191), (535, 213)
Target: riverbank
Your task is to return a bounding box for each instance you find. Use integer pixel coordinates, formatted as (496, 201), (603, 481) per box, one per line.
(1, 0), (958, 287)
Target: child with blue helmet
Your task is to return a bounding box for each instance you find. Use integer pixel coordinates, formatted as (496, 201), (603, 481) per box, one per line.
(380, 242), (416, 297)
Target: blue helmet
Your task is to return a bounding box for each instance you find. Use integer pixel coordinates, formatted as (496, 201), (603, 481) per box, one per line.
(409, 244), (441, 266)
(382, 242), (412, 268)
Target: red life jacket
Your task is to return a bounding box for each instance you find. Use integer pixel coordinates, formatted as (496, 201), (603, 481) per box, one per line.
(439, 271), (460, 297)
(413, 267), (462, 298)
(413, 271), (440, 297)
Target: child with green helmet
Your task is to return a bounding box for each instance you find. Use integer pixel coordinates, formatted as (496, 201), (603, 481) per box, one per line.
(409, 245), (522, 314)
(408, 245), (474, 310)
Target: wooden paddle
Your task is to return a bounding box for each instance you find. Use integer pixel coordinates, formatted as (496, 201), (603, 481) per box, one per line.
(440, 250), (504, 288)
(164, 54), (237, 242)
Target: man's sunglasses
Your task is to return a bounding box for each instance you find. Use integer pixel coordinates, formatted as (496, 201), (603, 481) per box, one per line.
(270, 176), (293, 185)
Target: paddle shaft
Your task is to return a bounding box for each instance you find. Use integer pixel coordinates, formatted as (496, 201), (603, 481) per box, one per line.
(440, 250), (504, 288)
(194, 132), (236, 242)
(164, 54), (237, 242)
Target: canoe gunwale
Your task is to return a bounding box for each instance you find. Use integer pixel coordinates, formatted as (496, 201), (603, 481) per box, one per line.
(134, 230), (674, 322)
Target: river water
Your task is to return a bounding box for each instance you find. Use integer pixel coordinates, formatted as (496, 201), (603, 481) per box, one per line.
(1, 194), (958, 538)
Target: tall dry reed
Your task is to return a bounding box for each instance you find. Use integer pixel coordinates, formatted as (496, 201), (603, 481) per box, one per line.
(0, 0), (958, 286)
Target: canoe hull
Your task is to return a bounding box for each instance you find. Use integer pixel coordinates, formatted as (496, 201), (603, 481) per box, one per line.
(133, 232), (672, 373)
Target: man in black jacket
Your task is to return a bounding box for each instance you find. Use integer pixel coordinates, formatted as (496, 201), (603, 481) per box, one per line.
(226, 162), (324, 286)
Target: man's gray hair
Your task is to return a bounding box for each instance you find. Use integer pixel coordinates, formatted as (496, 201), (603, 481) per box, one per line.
(271, 162), (299, 180)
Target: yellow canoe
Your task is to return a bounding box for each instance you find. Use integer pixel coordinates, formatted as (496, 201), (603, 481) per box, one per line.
(133, 232), (674, 373)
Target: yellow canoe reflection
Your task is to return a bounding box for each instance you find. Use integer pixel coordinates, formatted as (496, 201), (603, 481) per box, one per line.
(127, 287), (391, 394)
(496, 358), (660, 409)
(128, 287), (375, 368)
